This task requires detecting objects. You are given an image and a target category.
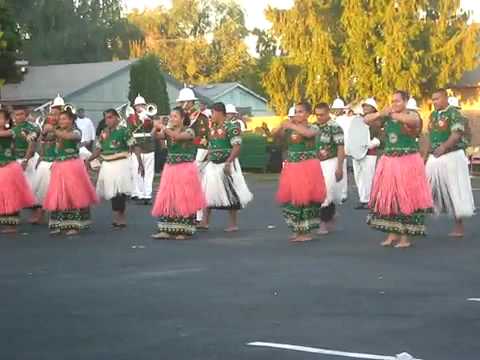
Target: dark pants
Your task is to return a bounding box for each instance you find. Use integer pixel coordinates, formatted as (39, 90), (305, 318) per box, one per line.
(111, 194), (127, 212)
(320, 203), (336, 222)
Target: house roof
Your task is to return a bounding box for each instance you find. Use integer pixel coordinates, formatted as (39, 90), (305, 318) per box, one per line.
(0, 60), (137, 104)
(194, 82), (267, 103)
(452, 67), (480, 88)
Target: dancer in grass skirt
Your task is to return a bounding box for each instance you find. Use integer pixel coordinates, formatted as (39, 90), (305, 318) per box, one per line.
(87, 109), (144, 228)
(426, 89), (475, 237)
(365, 90), (432, 248)
(151, 107), (206, 240)
(43, 110), (98, 236)
(314, 102), (346, 235)
(0, 109), (37, 233)
(276, 102), (327, 242)
(199, 102), (252, 232)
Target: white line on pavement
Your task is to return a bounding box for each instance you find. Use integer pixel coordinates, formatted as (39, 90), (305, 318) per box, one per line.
(247, 342), (423, 360)
(467, 298), (480, 302)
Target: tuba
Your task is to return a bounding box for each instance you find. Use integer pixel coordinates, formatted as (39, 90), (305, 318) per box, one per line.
(145, 103), (157, 117)
(64, 104), (76, 114)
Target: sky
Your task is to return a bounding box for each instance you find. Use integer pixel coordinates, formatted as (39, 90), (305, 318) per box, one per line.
(124, 0), (480, 54)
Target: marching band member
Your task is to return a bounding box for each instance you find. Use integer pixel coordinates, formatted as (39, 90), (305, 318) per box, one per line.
(43, 110), (98, 236)
(31, 100), (63, 224)
(151, 107), (206, 240)
(365, 90), (432, 248)
(87, 109), (144, 228)
(175, 88), (210, 223)
(226, 104), (246, 131)
(276, 102), (326, 242)
(426, 89), (475, 237)
(199, 102), (252, 232)
(0, 109), (36, 233)
(128, 94), (153, 205)
(331, 98), (350, 202)
(353, 98), (381, 210)
(314, 103), (346, 235)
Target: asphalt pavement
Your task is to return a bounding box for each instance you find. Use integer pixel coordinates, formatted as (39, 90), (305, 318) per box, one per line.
(1, 174), (480, 360)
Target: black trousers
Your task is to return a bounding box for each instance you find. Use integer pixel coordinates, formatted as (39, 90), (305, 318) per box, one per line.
(111, 194), (127, 212)
(320, 203), (336, 222)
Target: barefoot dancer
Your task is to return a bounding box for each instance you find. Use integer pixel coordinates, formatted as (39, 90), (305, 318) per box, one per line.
(365, 90), (432, 248)
(88, 109), (144, 228)
(0, 109), (37, 234)
(426, 89), (475, 238)
(276, 102), (326, 242)
(151, 107), (206, 240)
(314, 103), (345, 235)
(199, 102), (252, 232)
(43, 110), (98, 236)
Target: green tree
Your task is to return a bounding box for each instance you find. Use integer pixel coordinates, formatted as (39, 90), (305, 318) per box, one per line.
(263, 0), (480, 110)
(128, 0), (253, 85)
(0, 1), (22, 84)
(128, 54), (170, 115)
(6, 0), (142, 65)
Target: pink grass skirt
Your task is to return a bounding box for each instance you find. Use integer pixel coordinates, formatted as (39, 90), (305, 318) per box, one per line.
(43, 158), (99, 211)
(276, 159), (326, 206)
(369, 153), (432, 216)
(152, 162), (206, 217)
(0, 162), (36, 214)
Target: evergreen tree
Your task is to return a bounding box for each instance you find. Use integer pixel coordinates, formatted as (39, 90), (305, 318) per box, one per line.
(0, 1), (22, 84)
(128, 54), (170, 115)
(6, 0), (142, 65)
(263, 0), (480, 109)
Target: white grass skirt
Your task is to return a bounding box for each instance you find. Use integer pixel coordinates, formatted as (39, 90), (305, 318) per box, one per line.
(96, 158), (133, 200)
(17, 152), (39, 190)
(202, 159), (253, 209)
(195, 148), (209, 175)
(32, 160), (52, 203)
(426, 149), (475, 218)
(320, 157), (344, 207)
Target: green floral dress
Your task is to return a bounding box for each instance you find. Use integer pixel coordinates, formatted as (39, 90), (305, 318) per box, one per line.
(12, 121), (40, 160)
(316, 120), (344, 160)
(208, 121), (242, 163)
(0, 133), (21, 225)
(429, 106), (468, 153)
(281, 125), (322, 234)
(49, 129), (91, 232)
(156, 128), (198, 236)
(367, 116), (429, 236)
(98, 126), (135, 160)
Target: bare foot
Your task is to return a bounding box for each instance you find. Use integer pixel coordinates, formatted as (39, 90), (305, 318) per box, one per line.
(1, 226), (17, 234)
(394, 241), (412, 249)
(49, 229), (61, 236)
(449, 232), (464, 238)
(381, 234), (399, 247)
(224, 226), (239, 233)
(65, 230), (79, 236)
(175, 235), (191, 240)
(317, 224), (329, 236)
(151, 232), (170, 240)
(291, 234), (313, 243)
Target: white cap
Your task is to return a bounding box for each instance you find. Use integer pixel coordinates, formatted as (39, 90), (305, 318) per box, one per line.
(448, 96), (460, 108)
(406, 97), (419, 111)
(288, 106), (295, 117)
(51, 94), (65, 108)
(176, 88), (198, 102)
(134, 94), (147, 106)
(362, 98), (378, 111)
(331, 98), (346, 110)
(226, 104), (238, 114)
